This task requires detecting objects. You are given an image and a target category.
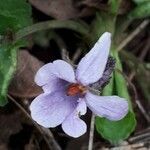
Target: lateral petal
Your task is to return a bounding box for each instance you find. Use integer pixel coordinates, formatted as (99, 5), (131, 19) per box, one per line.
(85, 92), (128, 121)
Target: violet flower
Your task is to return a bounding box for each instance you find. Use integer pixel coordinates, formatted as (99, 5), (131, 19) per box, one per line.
(30, 32), (128, 138)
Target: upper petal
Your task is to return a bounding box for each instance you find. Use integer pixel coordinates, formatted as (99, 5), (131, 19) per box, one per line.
(35, 60), (76, 87)
(52, 60), (76, 83)
(62, 112), (87, 138)
(76, 32), (111, 85)
(30, 90), (77, 128)
(85, 92), (128, 121)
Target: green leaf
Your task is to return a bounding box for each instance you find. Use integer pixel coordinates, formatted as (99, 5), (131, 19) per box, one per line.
(0, 44), (20, 106)
(0, 0), (32, 34)
(90, 12), (115, 44)
(96, 111), (136, 145)
(113, 51), (133, 110)
(102, 73), (114, 96)
(0, 0), (32, 106)
(89, 1), (120, 44)
(128, 2), (150, 19)
(96, 51), (136, 144)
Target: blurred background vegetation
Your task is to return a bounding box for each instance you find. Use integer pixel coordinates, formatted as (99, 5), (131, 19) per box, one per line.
(0, 0), (149, 149)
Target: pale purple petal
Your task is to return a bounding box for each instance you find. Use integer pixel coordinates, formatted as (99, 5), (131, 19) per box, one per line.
(30, 90), (77, 128)
(76, 32), (111, 85)
(42, 79), (68, 93)
(52, 60), (76, 83)
(35, 63), (54, 86)
(62, 112), (87, 138)
(85, 92), (128, 121)
(76, 99), (87, 115)
(35, 60), (76, 87)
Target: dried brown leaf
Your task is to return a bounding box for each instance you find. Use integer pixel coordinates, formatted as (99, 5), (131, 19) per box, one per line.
(28, 0), (95, 19)
(0, 111), (22, 144)
(9, 50), (43, 98)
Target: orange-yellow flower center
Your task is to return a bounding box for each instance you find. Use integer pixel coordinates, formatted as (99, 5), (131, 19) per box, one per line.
(67, 83), (87, 96)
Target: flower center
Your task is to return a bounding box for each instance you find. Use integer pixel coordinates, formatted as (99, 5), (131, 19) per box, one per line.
(67, 83), (87, 96)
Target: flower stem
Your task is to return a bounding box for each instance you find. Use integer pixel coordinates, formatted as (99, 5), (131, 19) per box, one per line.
(88, 114), (95, 150)
(15, 20), (89, 41)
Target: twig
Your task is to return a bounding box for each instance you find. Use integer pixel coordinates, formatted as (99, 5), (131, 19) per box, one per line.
(139, 37), (150, 61)
(72, 48), (83, 63)
(130, 132), (150, 143)
(136, 127), (150, 135)
(60, 48), (70, 61)
(117, 20), (149, 51)
(135, 100), (150, 123)
(126, 76), (150, 123)
(41, 127), (62, 150)
(120, 50), (150, 101)
(8, 94), (61, 150)
(128, 128), (150, 145)
(128, 72), (136, 81)
(59, 47), (75, 66)
(88, 113), (95, 150)
(127, 71), (150, 122)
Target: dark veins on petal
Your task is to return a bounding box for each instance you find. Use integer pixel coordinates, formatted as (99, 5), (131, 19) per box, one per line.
(90, 56), (116, 90)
